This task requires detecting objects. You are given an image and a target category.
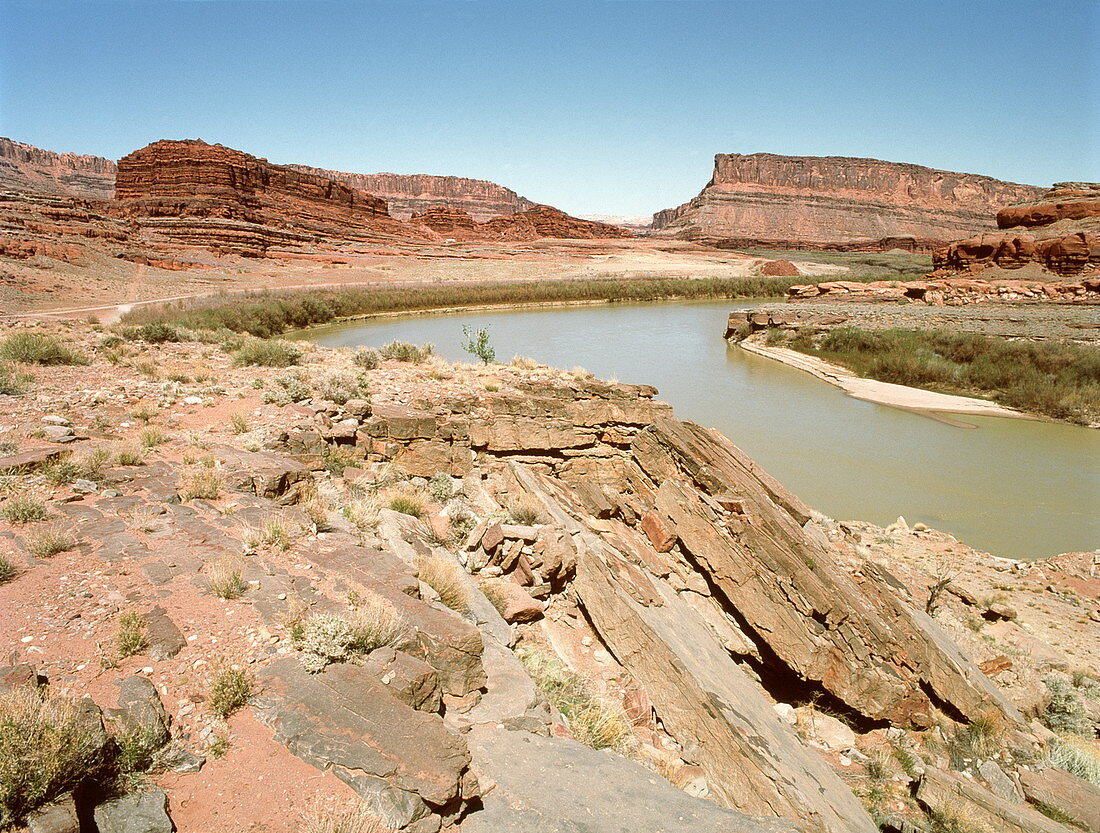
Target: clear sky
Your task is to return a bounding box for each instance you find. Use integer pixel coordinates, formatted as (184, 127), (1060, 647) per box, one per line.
(1, 0), (1097, 216)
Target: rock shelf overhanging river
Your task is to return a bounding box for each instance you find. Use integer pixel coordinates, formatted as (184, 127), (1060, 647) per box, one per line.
(301, 299), (1100, 560)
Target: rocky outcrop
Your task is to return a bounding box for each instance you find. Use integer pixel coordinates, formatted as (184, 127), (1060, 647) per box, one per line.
(653, 153), (1042, 249)
(783, 277), (1100, 305)
(0, 137), (116, 199)
(935, 183), (1100, 276)
(411, 203), (634, 241)
(288, 165), (536, 222)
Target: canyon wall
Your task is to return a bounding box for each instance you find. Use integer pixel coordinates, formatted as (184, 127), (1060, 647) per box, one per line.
(289, 165), (536, 222)
(0, 137), (116, 199)
(652, 153), (1043, 250)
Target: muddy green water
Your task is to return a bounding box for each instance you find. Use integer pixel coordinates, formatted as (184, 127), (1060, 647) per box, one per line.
(301, 300), (1099, 560)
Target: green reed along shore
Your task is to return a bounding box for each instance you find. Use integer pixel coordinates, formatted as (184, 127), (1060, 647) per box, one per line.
(766, 326), (1100, 425)
(119, 275), (815, 337)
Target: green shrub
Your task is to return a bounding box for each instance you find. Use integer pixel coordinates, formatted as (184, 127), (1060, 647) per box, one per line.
(1049, 734), (1100, 786)
(797, 327), (1100, 424)
(0, 687), (107, 827)
(428, 473), (454, 503)
(115, 446), (144, 466)
(0, 334), (87, 366)
(115, 611), (148, 658)
(315, 370), (369, 405)
(0, 555), (17, 583)
(379, 341), (433, 363)
(114, 725), (163, 775)
(123, 323), (181, 344)
(231, 339), (302, 368)
(352, 348), (380, 370)
(140, 427), (167, 448)
(1043, 676), (1089, 735)
(294, 595), (406, 673)
(208, 668), (254, 718)
(462, 325), (496, 365)
(2, 495), (48, 524)
(262, 371), (312, 405)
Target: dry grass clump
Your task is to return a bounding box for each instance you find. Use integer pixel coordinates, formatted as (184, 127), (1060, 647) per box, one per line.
(293, 594), (407, 673)
(418, 556), (470, 613)
(180, 469), (222, 501)
(207, 668), (255, 719)
(1, 495), (48, 524)
(341, 494), (381, 530)
(388, 494), (424, 518)
(206, 556), (246, 600)
(944, 712), (1006, 768)
(0, 333), (87, 366)
(0, 687), (106, 827)
(26, 526), (76, 559)
(508, 496), (544, 526)
(0, 362), (33, 396)
(115, 445), (145, 466)
(228, 413), (249, 434)
(244, 514), (297, 552)
(516, 647), (634, 753)
(115, 610), (148, 658)
(0, 555), (17, 583)
(298, 797), (388, 833)
(1050, 734), (1100, 786)
(511, 355), (540, 370)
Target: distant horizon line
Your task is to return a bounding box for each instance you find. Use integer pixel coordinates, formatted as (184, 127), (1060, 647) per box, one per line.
(4, 133), (1064, 218)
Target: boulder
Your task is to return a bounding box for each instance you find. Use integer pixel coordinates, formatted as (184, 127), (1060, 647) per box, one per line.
(916, 767), (1075, 833)
(481, 580), (544, 623)
(1019, 767), (1100, 833)
(25, 793), (79, 833)
(106, 676), (170, 747)
(255, 658), (475, 829)
(92, 789), (173, 833)
(459, 726), (799, 833)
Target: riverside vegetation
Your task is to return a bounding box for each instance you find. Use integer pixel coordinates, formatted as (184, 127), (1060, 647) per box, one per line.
(763, 326), (1100, 424)
(116, 275), (856, 337)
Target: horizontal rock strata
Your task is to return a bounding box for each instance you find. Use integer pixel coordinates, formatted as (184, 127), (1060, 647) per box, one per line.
(653, 152), (1042, 249)
(0, 136), (116, 199)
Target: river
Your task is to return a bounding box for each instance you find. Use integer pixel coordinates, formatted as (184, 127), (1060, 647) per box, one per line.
(300, 299), (1099, 560)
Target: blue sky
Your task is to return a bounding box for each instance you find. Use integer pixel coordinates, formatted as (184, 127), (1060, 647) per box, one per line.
(1, 0), (1097, 215)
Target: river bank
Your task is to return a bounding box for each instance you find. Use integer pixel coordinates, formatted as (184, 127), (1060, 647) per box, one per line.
(737, 338), (1029, 422)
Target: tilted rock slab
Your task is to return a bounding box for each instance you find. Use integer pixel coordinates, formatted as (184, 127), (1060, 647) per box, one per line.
(255, 659), (476, 831)
(633, 416), (1024, 729)
(459, 726), (799, 833)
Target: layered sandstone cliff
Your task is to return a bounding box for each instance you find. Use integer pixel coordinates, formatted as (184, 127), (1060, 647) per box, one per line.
(410, 204), (633, 241)
(113, 139), (417, 254)
(652, 153), (1043, 250)
(934, 183), (1100, 276)
(0, 137), (116, 199)
(289, 165), (535, 222)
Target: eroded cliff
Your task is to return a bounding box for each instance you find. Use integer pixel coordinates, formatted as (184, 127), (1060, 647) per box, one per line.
(289, 165), (536, 222)
(935, 183), (1100, 276)
(0, 136), (116, 199)
(653, 153), (1043, 250)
